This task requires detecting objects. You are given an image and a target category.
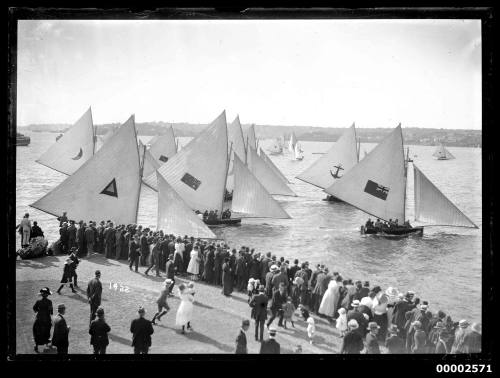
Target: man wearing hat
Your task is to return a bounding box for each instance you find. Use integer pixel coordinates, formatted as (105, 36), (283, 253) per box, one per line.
(57, 211), (68, 227)
(129, 234), (141, 272)
(249, 285), (269, 341)
(267, 282), (287, 328)
(96, 221), (106, 254)
(76, 221), (86, 257)
(265, 265), (277, 298)
(33, 287), (53, 353)
(165, 254), (176, 294)
(347, 300), (368, 337)
(104, 222), (116, 258)
(130, 307), (154, 354)
(235, 319), (250, 354)
(139, 230), (150, 267)
(145, 236), (162, 277)
(89, 307), (111, 354)
(340, 319), (364, 354)
(57, 257), (77, 294)
(385, 324), (405, 354)
(85, 221), (96, 256)
(59, 222), (69, 255)
(87, 270), (103, 325)
(259, 327), (280, 354)
(365, 322), (381, 354)
(52, 303), (70, 355)
(68, 220), (77, 251)
(69, 248), (80, 287)
(391, 291), (416, 340)
(152, 279), (172, 325)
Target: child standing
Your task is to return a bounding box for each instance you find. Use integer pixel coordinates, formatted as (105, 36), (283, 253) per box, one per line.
(282, 297), (296, 329)
(336, 307), (348, 337)
(306, 316), (316, 344)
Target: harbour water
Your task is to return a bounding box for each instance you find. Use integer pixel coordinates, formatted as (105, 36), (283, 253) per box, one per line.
(15, 132), (482, 323)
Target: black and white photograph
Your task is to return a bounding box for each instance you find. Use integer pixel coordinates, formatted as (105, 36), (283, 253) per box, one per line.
(7, 7), (494, 364)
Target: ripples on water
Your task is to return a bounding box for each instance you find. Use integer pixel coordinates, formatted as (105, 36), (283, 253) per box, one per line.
(16, 132), (482, 322)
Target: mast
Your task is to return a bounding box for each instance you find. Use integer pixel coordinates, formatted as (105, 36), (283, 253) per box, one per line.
(90, 106), (96, 155)
(400, 124), (407, 223)
(136, 134), (147, 224)
(220, 142), (233, 219)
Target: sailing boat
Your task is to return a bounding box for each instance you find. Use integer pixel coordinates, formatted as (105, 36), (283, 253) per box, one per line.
(288, 132), (297, 154)
(226, 115), (248, 195)
(294, 142), (304, 161)
(324, 125), (477, 236)
(36, 107), (95, 175)
(433, 144), (455, 160)
(245, 124), (258, 151)
(144, 111), (290, 225)
(260, 147), (290, 184)
(31, 115), (143, 225)
(296, 124), (359, 199)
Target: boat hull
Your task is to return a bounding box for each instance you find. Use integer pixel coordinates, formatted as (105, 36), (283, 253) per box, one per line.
(322, 195), (344, 203)
(361, 225), (424, 237)
(16, 137), (30, 146)
(204, 218), (242, 226)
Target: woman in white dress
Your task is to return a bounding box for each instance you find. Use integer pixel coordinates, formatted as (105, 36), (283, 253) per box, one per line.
(18, 213), (32, 248)
(318, 278), (343, 320)
(175, 283), (194, 334)
(186, 245), (201, 280)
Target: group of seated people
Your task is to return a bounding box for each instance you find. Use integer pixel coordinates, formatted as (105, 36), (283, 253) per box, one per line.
(365, 218), (412, 230)
(195, 209), (232, 221)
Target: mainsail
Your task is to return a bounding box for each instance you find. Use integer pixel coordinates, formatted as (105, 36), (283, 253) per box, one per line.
(36, 108), (95, 175)
(143, 111), (228, 213)
(260, 147), (290, 184)
(139, 140), (160, 179)
(232, 154), (290, 219)
(432, 144), (455, 160)
(227, 116), (247, 191)
(288, 132), (297, 153)
(149, 125), (178, 163)
(294, 142), (304, 160)
(247, 147), (296, 196)
(324, 126), (406, 222)
(296, 124), (358, 189)
(31, 115), (141, 225)
(156, 173), (217, 239)
(413, 165), (477, 228)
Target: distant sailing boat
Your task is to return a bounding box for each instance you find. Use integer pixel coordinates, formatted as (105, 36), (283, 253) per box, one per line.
(144, 111), (290, 225)
(294, 142), (304, 160)
(260, 147), (290, 184)
(31, 115), (143, 225)
(226, 115), (248, 193)
(296, 124), (359, 200)
(245, 124), (258, 151)
(288, 132), (298, 154)
(433, 144), (455, 160)
(37, 107), (95, 175)
(324, 125), (478, 236)
(140, 125), (179, 179)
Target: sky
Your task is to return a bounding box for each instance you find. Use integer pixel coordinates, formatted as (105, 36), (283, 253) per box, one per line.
(16, 19), (481, 129)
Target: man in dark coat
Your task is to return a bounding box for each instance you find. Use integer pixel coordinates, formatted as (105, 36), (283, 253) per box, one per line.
(165, 254), (176, 294)
(347, 300), (368, 338)
(87, 270), (103, 325)
(145, 238), (162, 276)
(260, 327), (280, 354)
(57, 212), (68, 227)
(385, 324), (405, 353)
(235, 319), (250, 354)
(76, 221), (87, 257)
(203, 247), (215, 284)
(354, 281), (370, 301)
(235, 251), (247, 292)
(59, 223), (69, 255)
(130, 307), (154, 354)
(104, 222), (115, 258)
(129, 235), (141, 272)
(271, 266), (289, 294)
(250, 286), (269, 341)
(287, 259), (301, 292)
(140, 231), (150, 266)
(249, 254), (261, 280)
(183, 237), (193, 272)
(311, 267), (327, 314)
(159, 236), (170, 272)
(67, 220), (77, 251)
(260, 252), (271, 283)
(31, 221), (44, 238)
(89, 307), (111, 354)
(340, 319), (364, 354)
(85, 222), (96, 255)
(52, 303), (70, 355)
(265, 266), (276, 298)
(392, 292), (416, 339)
(267, 283), (287, 328)
(214, 247), (223, 286)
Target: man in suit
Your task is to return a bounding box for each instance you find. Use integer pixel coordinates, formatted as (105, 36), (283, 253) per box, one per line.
(260, 252), (272, 283)
(267, 282), (287, 328)
(145, 237), (162, 276)
(130, 307), (154, 354)
(260, 327), (280, 354)
(57, 212), (68, 227)
(235, 319), (250, 354)
(139, 230), (150, 266)
(52, 303), (70, 355)
(235, 251), (247, 292)
(365, 322), (381, 354)
(347, 300), (368, 337)
(165, 254), (176, 294)
(250, 286), (269, 341)
(311, 267), (327, 314)
(129, 235), (141, 272)
(287, 259), (301, 295)
(271, 265), (289, 295)
(87, 270), (103, 325)
(96, 221), (105, 254)
(340, 319), (364, 354)
(89, 307), (111, 354)
(76, 221), (86, 257)
(104, 222), (116, 258)
(67, 220), (77, 251)
(59, 222), (69, 255)
(85, 221), (96, 255)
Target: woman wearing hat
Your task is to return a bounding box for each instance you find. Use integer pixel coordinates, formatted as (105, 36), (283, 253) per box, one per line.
(340, 319), (364, 354)
(175, 283), (194, 334)
(32, 287), (53, 353)
(221, 257), (233, 297)
(56, 258), (77, 294)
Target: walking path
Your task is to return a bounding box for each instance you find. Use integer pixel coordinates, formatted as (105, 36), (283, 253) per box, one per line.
(15, 254), (367, 354)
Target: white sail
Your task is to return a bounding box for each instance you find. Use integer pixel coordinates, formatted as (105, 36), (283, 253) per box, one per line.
(432, 144), (455, 160)
(31, 115), (141, 225)
(413, 165), (477, 228)
(246, 124), (257, 151)
(324, 125), (406, 222)
(288, 132), (297, 153)
(247, 147), (296, 196)
(226, 116), (247, 191)
(143, 111), (228, 213)
(36, 108), (95, 175)
(149, 125), (178, 163)
(232, 154), (290, 219)
(294, 142), (304, 160)
(139, 141), (160, 179)
(260, 147), (290, 184)
(157, 172), (216, 239)
(296, 124), (358, 189)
